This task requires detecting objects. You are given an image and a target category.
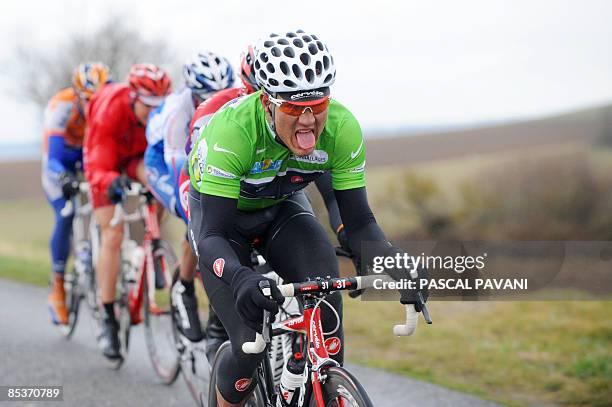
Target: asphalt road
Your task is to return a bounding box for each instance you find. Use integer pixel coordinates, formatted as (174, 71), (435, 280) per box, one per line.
(0, 279), (499, 407)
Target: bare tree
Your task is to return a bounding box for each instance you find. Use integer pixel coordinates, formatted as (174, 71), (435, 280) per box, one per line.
(9, 16), (175, 110)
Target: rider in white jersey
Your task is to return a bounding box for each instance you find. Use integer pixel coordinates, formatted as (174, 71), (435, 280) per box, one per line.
(144, 51), (235, 341)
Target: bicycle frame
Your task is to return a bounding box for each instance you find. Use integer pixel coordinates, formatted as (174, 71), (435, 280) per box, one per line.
(273, 297), (334, 406)
(112, 185), (169, 326)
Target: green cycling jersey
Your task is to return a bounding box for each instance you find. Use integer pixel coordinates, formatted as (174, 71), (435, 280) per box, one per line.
(188, 91), (366, 211)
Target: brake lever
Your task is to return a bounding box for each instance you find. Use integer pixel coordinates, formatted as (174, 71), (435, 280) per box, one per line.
(258, 280), (272, 344)
(417, 292), (433, 324)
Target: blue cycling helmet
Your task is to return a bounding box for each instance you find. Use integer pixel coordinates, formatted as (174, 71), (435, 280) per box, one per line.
(183, 51), (235, 98)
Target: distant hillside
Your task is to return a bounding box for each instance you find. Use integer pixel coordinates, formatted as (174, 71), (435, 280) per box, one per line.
(365, 104), (612, 166)
(2, 104), (611, 200)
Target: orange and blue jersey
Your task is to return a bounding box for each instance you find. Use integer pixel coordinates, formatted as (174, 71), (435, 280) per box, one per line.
(41, 87), (86, 276)
(41, 87), (85, 201)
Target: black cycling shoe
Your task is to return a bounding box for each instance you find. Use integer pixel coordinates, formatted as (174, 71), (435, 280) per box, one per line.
(100, 318), (122, 361)
(172, 280), (204, 342)
(205, 306), (229, 364)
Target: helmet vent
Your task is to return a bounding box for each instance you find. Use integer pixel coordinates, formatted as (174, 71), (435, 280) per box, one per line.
(300, 53), (310, 65)
(264, 40), (274, 48)
(280, 61), (289, 75)
(283, 79), (297, 88)
(323, 56), (330, 70)
(292, 64), (302, 79)
(266, 63), (275, 74)
(308, 43), (318, 55)
(269, 78), (279, 86)
(305, 69), (314, 83)
(292, 38), (304, 48)
(316, 41), (324, 51)
(302, 35), (312, 43)
(283, 47), (295, 58)
(271, 47), (281, 57)
(286, 32), (297, 38)
(260, 52), (269, 63)
(277, 38), (289, 45)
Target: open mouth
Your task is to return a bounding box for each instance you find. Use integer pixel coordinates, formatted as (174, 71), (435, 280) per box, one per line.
(295, 129), (316, 150)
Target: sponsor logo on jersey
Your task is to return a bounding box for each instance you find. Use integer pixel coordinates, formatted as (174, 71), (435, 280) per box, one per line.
(292, 150), (328, 165)
(291, 175), (304, 184)
(213, 142), (239, 157)
(324, 336), (342, 355)
(206, 165), (236, 179)
(179, 177), (190, 219)
(290, 90), (325, 101)
(250, 159), (283, 174)
(350, 140), (364, 160)
(235, 378), (252, 392)
(193, 140), (209, 186)
(213, 258), (225, 278)
(349, 162), (366, 173)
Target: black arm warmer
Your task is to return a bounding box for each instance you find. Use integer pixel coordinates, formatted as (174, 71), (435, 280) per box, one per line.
(334, 187), (428, 304)
(314, 172), (343, 233)
(334, 187), (391, 264)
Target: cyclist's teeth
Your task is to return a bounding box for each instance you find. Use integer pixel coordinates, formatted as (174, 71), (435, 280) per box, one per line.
(295, 130), (315, 150)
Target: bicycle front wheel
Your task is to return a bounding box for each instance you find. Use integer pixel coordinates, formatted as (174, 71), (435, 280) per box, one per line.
(309, 367), (373, 407)
(143, 239), (180, 384)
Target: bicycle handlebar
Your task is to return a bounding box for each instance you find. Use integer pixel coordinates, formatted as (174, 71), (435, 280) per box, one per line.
(242, 275), (427, 354)
(60, 182), (90, 217)
(109, 182), (147, 227)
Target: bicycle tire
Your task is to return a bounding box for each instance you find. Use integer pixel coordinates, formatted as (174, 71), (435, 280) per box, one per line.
(308, 366), (373, 407)
(143, 239), (180, 384)
(208, 341), (265, 407)
(62, 266), (82, 339)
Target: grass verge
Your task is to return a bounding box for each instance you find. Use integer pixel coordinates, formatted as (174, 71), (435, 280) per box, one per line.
(343, 298), (612, 407)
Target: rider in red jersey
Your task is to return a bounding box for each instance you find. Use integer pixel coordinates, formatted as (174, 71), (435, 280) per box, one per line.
(84, 64), (171, 362)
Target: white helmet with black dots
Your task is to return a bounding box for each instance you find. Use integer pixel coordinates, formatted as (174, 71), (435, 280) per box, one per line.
(254, 29), (336, 94)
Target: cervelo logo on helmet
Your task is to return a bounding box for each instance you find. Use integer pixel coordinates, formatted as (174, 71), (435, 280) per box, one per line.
(290, 90), (325, 101)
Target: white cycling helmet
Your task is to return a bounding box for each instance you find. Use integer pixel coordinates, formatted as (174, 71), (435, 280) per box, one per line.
(254, 30), (336, 95)
(183, 51), (235, 97)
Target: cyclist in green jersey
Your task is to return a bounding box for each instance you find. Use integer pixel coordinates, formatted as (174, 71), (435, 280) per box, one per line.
(188, 30), (427, 406)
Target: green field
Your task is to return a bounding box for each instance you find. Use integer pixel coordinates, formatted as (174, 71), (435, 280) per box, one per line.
(2, 146), (611, 406)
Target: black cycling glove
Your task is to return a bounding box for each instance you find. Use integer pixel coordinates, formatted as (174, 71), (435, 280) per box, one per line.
(231, 267), (284, 332)
(59, 171), (79, 200)
(107, 175), (130, 204)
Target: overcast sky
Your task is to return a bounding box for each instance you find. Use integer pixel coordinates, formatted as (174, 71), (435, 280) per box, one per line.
(1, 0), (612, 145)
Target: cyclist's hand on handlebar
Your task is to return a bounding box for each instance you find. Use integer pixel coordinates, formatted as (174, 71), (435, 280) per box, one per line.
(390, 261), (429, 310)
(231, 267), (284, 333)
(107, 175), (131, 204)
(59, 171), (79, 200)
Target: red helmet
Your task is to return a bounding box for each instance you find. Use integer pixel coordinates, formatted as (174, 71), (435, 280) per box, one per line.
(240, 45), (259, 94)
(128, 63), (171, 106)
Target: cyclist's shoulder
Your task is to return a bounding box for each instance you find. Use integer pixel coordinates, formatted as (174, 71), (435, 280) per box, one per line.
(197, 87), (247, 117)
(161, 87), (193, 114)
(47, 88), (77, 107)
(44, 88), (79, 132)
(87, 83), (130, 123)
(203, 92), (261, 140)
(326, 99), (360, 133)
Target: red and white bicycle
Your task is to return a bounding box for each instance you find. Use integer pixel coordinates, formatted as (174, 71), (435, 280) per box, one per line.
(209, 273), (431, 407)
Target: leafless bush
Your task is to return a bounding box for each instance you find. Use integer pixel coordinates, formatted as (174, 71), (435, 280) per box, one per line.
(8, 16), (174, 110)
